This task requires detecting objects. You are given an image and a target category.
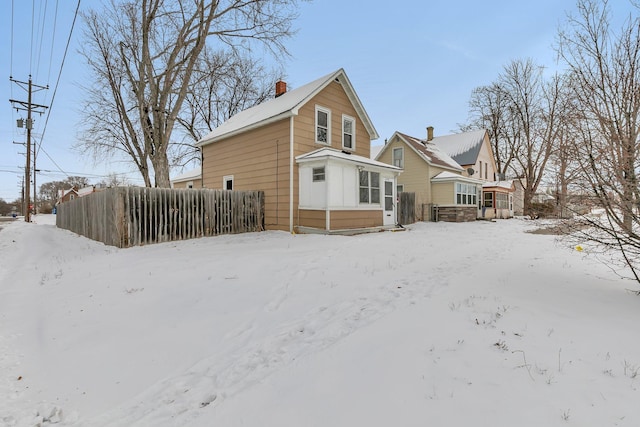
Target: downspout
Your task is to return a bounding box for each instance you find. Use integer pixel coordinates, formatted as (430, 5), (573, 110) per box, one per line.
(325, 162), (330, 231)
(289, 116), (294, 233)
(200, 148), (204, 188)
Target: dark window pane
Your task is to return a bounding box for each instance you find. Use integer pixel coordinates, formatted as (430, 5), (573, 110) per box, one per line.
(371, 188), (380, 204)
(371, 172), (380, 188)
(360, 187), (369, 203)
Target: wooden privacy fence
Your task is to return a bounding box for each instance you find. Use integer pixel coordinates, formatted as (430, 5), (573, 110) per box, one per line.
(397, 192), (416, 225)
(56, 187), (265, 248)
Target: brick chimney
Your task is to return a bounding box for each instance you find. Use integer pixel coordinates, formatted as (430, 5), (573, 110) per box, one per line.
(275, 80), (287, 98)
(427, 126), (434, 141)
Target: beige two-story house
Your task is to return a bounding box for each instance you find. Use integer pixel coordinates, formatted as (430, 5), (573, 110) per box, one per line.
(376, 127), (514, 221)
(196, 69), (401, 233)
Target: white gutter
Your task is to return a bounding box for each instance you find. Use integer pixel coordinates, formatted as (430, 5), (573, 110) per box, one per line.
(289, 116), (294, 233)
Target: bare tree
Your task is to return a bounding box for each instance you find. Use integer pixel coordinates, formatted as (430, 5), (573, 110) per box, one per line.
(558, 0), (640, 286)
(173, 49), (280, 167)
(466, 83), (517, 177)
(78, 0), (300, 187)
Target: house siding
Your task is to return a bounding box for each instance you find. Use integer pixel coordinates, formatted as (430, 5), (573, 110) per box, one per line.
(201, 118), (291, 230)
(172, 180), (202, 190)
(298, 209), (326, 229)
(201, 80), (375, 231)
(432, 181), (455, 205)
(294, 81), (371, 159)
(377, 136), (453, 221)
(329, 209), (382, 229)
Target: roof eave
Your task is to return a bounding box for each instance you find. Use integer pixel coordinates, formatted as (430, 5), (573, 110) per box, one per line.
(196, 111), (295, 147)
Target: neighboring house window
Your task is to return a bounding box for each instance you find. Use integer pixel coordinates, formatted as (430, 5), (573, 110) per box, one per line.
(484, 192), (493, 208)
(312, 167), (325, 182)
(70, 194), (75, 200)
(342, 115), (355, 150)
(397, 184), (404, 193)
(455, 183), (477, 205)
(223, 175), (234, 190)
(496, 193), (509, 209)
(316, 106), (331, 145)
(479, 161), (483, 179)
(486, 163), (488, 180)
(187, 181), (194, 189)
(392, 147), (404, 168)
(359, 170), (380, 204)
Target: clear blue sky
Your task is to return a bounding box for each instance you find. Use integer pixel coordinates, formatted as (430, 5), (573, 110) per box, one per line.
(1, 0), (636, 201)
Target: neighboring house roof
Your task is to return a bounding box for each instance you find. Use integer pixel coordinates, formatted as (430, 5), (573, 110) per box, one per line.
(196, 68), (379, 146)
(171, 168), (201, 184)
(297, 147), (401, 173)
(77, 186), (96, 197)
(376, 131), (463, 172)
(483, 180), (515, 191)
(432, 129), (487, 166)
(58, 188), (77, 198)
(431, 171), (482, 184)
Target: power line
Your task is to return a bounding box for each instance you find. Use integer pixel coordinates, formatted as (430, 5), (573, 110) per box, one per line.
(47, 0), (60, 86)
(35, 0), (81, 176)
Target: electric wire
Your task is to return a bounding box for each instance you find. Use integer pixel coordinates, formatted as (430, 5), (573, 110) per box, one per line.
(35, 0), (81, 179)
(30, 0), (35, 74)
(35, 0), (48, 83)
(47, 0), (60, 87)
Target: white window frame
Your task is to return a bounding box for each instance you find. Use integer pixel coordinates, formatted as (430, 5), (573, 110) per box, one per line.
(397, 184), (404, 193)
(359, 170), (380, 205)
(342, 114), (355, 150)
(496, 192), (509, 209)
(455, 182), (477, 205)
(223, 175), (234, 190)
(315, 106), (331, 145)
(312, 167), (325, 182)
(187, 181), (194, 189)
(392, 147), (404, 168)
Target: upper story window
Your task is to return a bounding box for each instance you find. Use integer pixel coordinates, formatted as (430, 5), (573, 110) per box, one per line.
(342, 115), (355, 150)
(456, 182), (477, 205)
(312, 167), (325, 182)
(315, 106), (331, 145)
(479, 161), (483, 179)
(392, 147), (404, 168)
(359, 170), (380, 204)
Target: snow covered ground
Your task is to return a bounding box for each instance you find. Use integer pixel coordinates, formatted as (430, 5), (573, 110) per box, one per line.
(0, 215), (639, 426)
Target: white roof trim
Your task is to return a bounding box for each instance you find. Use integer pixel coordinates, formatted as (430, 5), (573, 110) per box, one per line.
(431, 171), (482, 184)
(297, 147), (401, 174)
(196, 68), (378, 147)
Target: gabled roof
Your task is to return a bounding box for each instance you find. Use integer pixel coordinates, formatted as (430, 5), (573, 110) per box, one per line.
(376, 131), (463, 172)
(196, 68), (378, 147)
(297, 147), (401, 173)
(432, 129), (488, 166)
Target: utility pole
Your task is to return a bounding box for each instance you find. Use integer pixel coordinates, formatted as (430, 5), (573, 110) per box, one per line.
(9, 75), (48, 222)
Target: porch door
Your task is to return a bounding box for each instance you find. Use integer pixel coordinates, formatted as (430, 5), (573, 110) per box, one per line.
(383, 179), (395, 226)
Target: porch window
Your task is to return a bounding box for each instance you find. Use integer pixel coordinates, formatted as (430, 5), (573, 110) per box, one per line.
(455, 183), (477, 205)
(484, 192), (493, 208)
(496, 192), (509, 209)
(316, 106), (331, 145)
(312, 167), (325, 182)
(342, 115), (355, 150)
(359, 170), (380, 204)
(392, 147), (404, 168)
